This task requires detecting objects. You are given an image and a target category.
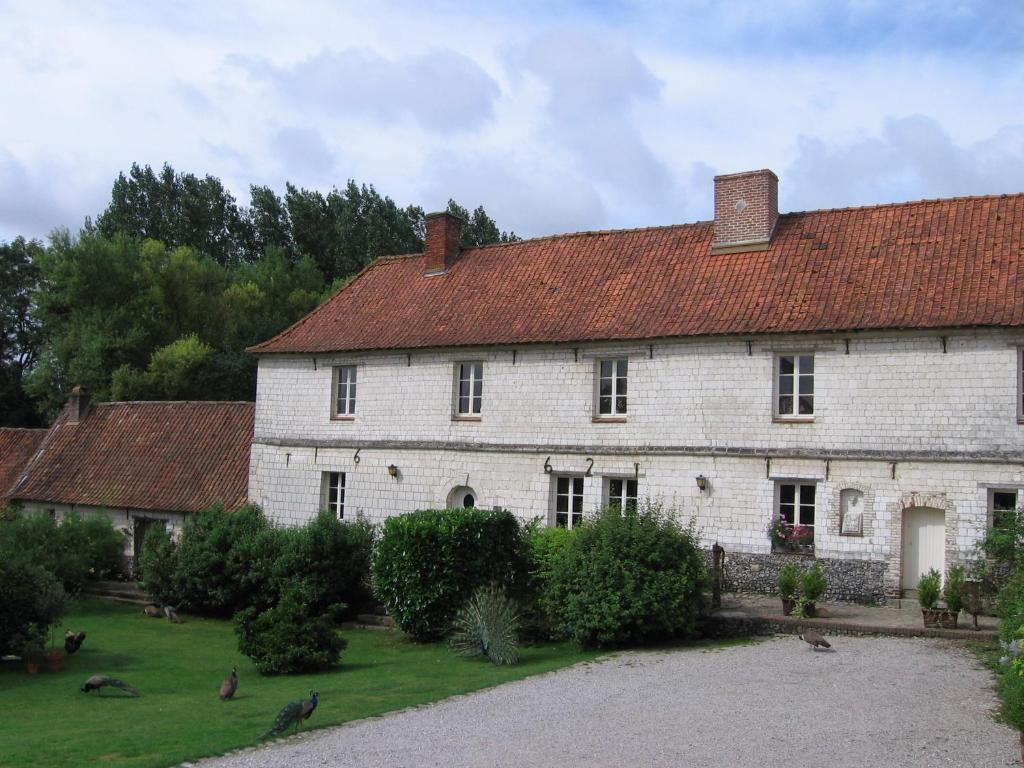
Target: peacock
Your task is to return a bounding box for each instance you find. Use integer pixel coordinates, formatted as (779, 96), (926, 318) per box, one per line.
(799, 630), (832, 650)
(80, 675), (140, 696)
(261, 691), (319, 739)
(142, 604), (162, 618)
(164, 605), (181, 623)
(219, 667), (238, 701)
(64, 630), (86, 654)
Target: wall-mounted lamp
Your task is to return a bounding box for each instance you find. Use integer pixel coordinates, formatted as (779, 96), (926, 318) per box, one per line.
(695, 474), (708, 492)
(387, 464), (399, 478)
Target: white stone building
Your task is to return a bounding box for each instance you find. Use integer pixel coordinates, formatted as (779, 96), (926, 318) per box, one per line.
(248, 169), (1024, 602)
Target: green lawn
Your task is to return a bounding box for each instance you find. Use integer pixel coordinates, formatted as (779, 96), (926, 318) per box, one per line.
(0, 599), (602, 768)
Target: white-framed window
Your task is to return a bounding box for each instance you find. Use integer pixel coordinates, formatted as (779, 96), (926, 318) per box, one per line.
(778, 481), (816, 529)
(605, 477), (637, 512)
(333, 366), (357, 417)
(991, 488), (1018, 529)
(455, 362), (483, 416)
(321, 471), (346, 518)
(775, 354), (814, 417)
(596, 358), (628, 416)
(553, 475), (584, 529)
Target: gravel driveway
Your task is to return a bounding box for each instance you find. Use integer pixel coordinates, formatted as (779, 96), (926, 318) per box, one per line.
(198, 636), (1018, 768)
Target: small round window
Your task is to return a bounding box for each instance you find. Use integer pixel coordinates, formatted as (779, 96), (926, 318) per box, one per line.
(447, 485), (478, 509)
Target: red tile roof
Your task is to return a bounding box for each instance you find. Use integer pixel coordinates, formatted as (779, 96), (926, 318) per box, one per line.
(9, 402), (254, 514)
(0, 428), (47, 503)
(250, 193), (1024, 354)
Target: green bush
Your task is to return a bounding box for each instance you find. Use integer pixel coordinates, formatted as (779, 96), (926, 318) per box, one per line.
(0, 513), (125, 593)
(998, 665), (1024, 732)
(372, 508), (528, 642)
(997, 569), (1024, 643)
(944, 564), (966, 614)
(521, 522), (574, 638)
(801, 562), (827, 603)
(917, 568), (942, 610)
(0, 558), (66, 655)
(777, 562), (801, 599)
(541, 500), (707, 649)
(173, 504), (270, 615)
(138, 525), (180, 605)
(234, 587), (348, 674)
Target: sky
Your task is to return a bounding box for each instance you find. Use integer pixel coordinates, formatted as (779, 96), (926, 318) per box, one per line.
(1, 0), (1023, 242)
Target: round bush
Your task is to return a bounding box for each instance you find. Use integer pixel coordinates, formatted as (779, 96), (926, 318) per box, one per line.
(541, 501), (707, 649)
(235, 587), (348, 674)
(0, 558), (66, 655)
(372, 508), (528, 642)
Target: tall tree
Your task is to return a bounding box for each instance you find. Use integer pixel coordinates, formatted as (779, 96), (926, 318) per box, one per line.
(445, 200), (518, 247)
(0, 238), (45, 425)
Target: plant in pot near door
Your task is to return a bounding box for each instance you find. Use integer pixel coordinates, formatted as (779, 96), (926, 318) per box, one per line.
(941, 565), (965, 629)
(778, 562), (801, 615)
(918, 568), (943, 628)
(800, 561), (827, 618)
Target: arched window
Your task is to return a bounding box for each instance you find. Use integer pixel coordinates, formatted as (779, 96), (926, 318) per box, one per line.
(446, 485), (478, 509)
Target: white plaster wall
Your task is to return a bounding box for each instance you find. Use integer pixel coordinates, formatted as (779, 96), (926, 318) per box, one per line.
(17, 501), (185, 556)
(253, 329), (1024, 455)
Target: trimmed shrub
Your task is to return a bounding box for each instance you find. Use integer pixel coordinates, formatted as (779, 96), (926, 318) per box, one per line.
(235, 587), (348, 674)
(777, 562), (801, 600)
(917, 568), (942, 610)
(0, 513), (125, 593)
(373, 508), (528, 642)
(173, 504), (270, 615)
(521, 522), (574, 638)
(541, 500), (707, 649)
(944, 564), (966, 614)
(801, 562), (827, 603)
(138, 525), (180, 605)
(0, 558), (66, 655)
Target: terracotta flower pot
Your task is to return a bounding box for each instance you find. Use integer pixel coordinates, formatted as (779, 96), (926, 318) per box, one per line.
(804, 602), (818, 618)
(25, 661), (39, 675)
(42, 650), (64, 672)
(939, 610), (959, 630)
(922, 608), (944, 628)
(781, 597), (797, 615)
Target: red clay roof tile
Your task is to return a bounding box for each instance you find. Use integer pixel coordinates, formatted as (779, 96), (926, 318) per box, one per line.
(9, 402), (253, 514)
(250, 194), (1024, 354)
(0, 428), (47, 503)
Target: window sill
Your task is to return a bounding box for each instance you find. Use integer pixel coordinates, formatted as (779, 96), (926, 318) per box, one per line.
(771, 544), (815, 555)
(330, 415), (356, 422)
(772, 417), (815, 424)
(592, 416), (627, 423)
(452, 415), (482, 422)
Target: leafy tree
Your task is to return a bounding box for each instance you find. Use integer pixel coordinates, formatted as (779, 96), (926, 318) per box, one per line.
(445, 200), (518, 247)
(0, 237), (44, 425)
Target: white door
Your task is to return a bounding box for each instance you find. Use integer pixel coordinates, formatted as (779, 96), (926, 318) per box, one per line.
(902, 507), (946, 592)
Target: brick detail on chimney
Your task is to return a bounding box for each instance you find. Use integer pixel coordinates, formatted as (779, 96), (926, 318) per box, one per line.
(67, 385), (90, 424)
(712, 169), (779, 253)
(424, 212), (462, 275)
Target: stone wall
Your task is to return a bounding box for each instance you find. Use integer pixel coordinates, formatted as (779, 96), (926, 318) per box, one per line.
(715, 550), (887, 604)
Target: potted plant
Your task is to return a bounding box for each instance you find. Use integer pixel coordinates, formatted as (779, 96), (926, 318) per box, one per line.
(918, 568), (943, 627)
(777, 562), (801, 615)
(941, 565), (965, 629)
(768, 519), (814, 552)
(800, 561), (827, 617)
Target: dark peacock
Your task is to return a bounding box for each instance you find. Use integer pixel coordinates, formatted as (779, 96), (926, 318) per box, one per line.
(261, 691), (319, 739)
(800, 630), (832, 650)
(219, 667), (238, 701)
(64, 630), (86, 654)
(80, 676), (140, 696)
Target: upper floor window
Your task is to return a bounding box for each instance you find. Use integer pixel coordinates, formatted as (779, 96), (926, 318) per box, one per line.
(597, 358), (628, 417)
(455, 362), (483, 416)
(333, 365), (357, 417)
(605, 477), (637, 512)
(322, 471), (346, 519)
(991, 489), (1018, 529)
(776, 354), (814, 418)
(553, 475), (584, 529)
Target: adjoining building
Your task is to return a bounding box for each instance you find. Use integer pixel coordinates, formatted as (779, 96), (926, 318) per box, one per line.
(247, 169), (1024, 602)
(5, 386), (254, 562)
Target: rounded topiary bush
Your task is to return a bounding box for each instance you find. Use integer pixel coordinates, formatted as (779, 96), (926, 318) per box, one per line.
(541, 500), (707, 649)
(372, 508), (527, 642)
(0, 558), (66, 655)
(235, 586), (348, 674)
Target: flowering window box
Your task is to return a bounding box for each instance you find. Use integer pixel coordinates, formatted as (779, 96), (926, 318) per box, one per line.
(768, 519), (814, 554)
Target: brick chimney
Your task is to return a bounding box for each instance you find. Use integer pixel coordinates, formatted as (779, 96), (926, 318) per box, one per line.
(67, 384), (90, 424)
(424, 211), (462, 275)
(712, 169), (778, 253)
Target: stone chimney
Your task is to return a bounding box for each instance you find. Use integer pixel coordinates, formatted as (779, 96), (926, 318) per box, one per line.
(712, 169), (779, 253)
(67, 384), (90, 424)
(424, 211), (462, 275)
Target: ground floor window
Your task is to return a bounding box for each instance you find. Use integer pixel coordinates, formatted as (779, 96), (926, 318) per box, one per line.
(446, 485), (477, 509)
(604, 477), (637, 512)
(771, 481), (815, 550)
(991, 489), (1019, 529)
(322, 471), (346, 518)
(553, 476), (584, 529)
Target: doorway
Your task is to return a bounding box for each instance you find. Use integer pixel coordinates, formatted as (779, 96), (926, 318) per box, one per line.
(901, 506), (945, 594)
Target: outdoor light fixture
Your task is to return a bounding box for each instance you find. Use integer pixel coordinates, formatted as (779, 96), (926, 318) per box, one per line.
(695, 475), (708, 492)
(387, 464), (398, 478)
